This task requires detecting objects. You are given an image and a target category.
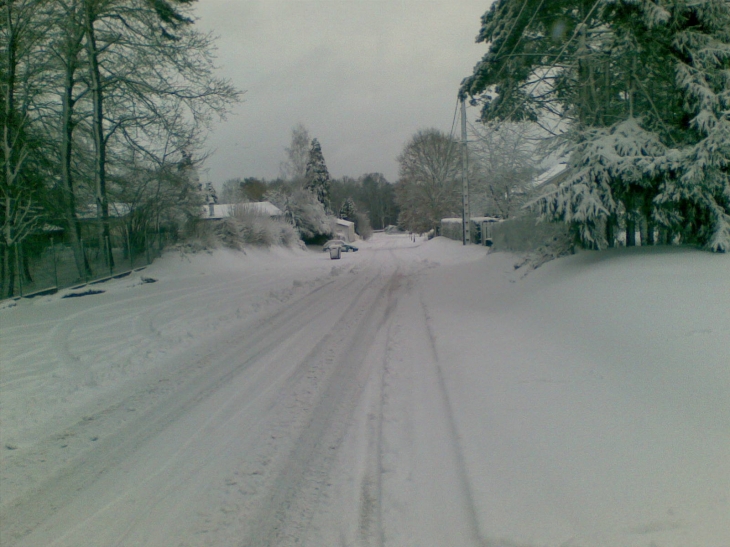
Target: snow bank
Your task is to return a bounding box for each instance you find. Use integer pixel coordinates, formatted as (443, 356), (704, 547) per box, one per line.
(420, 244), (730, 547)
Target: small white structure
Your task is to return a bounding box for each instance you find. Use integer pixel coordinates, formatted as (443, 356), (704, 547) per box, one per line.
(440, 216), (501, 245)
(201, 201), (283, 220)
(334, 219), (356, 242)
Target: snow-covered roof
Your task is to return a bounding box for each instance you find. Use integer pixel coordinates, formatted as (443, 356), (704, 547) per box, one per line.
(533, 162), (570, 187)
(441, 217), (501, 224)
(202, 201), (283, 219)
(203, 204), (235, 219)
(336, 218), (355, 227)
(237, 201), (283, 217)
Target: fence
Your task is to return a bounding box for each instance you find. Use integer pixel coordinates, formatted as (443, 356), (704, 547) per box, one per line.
(1, 227), (171, 300)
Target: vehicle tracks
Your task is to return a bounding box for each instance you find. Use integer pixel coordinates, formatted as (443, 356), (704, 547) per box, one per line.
(0, 264), (370, 545)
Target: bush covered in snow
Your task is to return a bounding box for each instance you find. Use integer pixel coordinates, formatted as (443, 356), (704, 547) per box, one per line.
(267, 188), (334, 243)
(189, 208), (300, 251)
(232, 205), (299, 247)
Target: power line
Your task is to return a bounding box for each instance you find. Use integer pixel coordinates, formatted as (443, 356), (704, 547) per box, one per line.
(496, 0), (604, 124)
(449, 97), (460, 140)
(485, 0), (547, 89)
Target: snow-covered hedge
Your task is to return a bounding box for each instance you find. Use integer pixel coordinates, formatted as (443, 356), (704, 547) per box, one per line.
(490, 214), (571, 253)
(192, 207), (300, 250)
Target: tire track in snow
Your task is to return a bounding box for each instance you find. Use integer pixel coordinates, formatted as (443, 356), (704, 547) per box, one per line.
(373, 267), (485, 547)
(419, 291), (485, 547)
(356, 315), (390, 547)
(0, 267), (370, 546)
(244, 270), (401, 547)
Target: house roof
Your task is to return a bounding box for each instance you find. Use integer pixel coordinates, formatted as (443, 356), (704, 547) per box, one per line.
(238, 201), (283, 216)
(441, 216), (501, 224)
(336, 218), (355, 227)
(533, 162), (570, 188)
(202, 201), (283, 219)
(203, 204), (234, 219)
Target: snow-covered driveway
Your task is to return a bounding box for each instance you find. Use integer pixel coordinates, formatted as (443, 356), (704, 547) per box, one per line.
(1, 234), (728, 547)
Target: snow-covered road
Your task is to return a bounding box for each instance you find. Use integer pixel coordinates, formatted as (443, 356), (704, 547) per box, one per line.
(1, 234), (728, 547)
(0, 235), (483, 546)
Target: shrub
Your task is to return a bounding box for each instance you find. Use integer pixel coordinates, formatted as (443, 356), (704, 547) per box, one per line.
(232, 205), (300, 247)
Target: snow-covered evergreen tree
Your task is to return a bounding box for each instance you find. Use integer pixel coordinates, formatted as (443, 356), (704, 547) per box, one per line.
(461, 0), (730, 252)
(204, 182), (218, 204)
(285, 188), (332, 241)
(339, 197), (357, 221)
(304, 139), (331, 212)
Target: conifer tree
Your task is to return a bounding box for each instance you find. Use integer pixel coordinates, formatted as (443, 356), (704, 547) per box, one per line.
(339, 197), (357, 221)
(304, 138), (331, 212)
(204, 182), (218, 204)
(460, 0), (730, 252)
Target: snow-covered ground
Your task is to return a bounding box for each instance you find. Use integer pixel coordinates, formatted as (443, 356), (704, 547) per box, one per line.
(1, 233), (728, 547)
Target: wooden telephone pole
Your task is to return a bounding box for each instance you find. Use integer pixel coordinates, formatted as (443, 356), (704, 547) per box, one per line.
(461, 98), (470, 245)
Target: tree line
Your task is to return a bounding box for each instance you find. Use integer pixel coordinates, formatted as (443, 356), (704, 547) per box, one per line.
(1, 0), (240, 296)
(220, 124), (399, 242)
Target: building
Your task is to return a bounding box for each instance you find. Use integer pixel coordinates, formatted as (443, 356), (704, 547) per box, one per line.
(334, 219), (356, 242)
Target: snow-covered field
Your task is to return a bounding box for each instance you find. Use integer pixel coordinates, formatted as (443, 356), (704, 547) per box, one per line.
(1, 233), (728, 547)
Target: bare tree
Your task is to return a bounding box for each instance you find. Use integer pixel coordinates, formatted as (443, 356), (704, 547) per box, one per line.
(359, 173), (396, 230)
(395, 129), (461, 233)
(1, 0), (52, 296)
(78, 0), (239, 267)
(47, 0), (92, 278)
(469, 122), (541, 219)
(279, 123), (310, 185)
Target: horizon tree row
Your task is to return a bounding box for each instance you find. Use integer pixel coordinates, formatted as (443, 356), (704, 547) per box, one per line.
(221, 124), (398, 239)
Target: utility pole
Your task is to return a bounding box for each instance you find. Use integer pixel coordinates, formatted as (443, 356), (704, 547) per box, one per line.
(461, 98), (470, 245)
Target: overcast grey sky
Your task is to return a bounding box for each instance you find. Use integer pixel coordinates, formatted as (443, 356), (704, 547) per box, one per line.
(193, 1), (492, 187)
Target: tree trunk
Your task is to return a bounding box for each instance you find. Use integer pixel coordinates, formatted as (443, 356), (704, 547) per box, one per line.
(606, 213), (618, 248)
(626, 212), (636, 247)
(1, 245), (7, 297)
(83, 0), (113, 270)
(61, 1), (92, 279)
(20, 244), (32, 283)
(3, 1), (19, 267)
(4, 244), (16, 298)
(639, 216), (648, 246)
(59, 13), (91, 279)
(647, 220), (656, 245)
(658, 226), (668, 245)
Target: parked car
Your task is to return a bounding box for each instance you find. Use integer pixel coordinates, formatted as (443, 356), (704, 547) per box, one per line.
(322, 239), (358, 252)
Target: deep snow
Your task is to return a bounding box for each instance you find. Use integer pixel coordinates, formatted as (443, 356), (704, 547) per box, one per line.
(0, 234), (728, 547)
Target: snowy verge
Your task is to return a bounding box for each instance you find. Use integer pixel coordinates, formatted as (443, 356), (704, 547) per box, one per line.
(0, 246), (347, 452)
(419, 244), (730, 547)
